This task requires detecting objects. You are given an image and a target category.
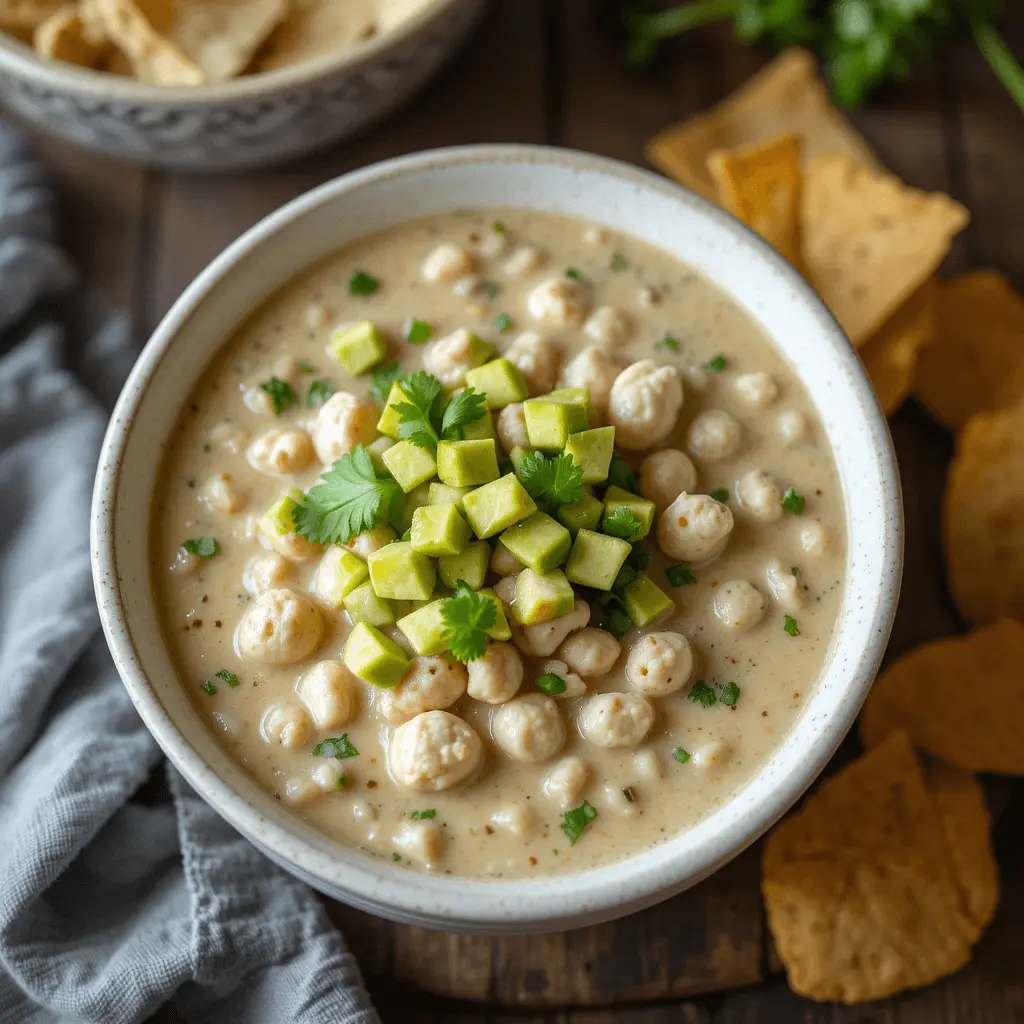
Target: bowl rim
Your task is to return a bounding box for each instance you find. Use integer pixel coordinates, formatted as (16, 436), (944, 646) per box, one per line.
(92, 143), (903, 931)
(0, 0), (467, 103)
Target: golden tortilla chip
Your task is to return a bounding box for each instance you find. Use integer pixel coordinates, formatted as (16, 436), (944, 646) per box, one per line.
(859, 277), (937, 415)
(0, 0), (65, 31)
(860, 620), (1024, 772)
(707, 134), (803, 269)
(926, 761), (999, 934)
(34, 5), (110, 67)
(170, 0), (286, 82)
(801, 155), (968, 346)
(913, 271), (1024, 429)
(647, 48), (880, 200)
(96, 0), (201, 84)
(762, 731), (977, 1004)
(257, 0), (376, 72)
(944, 404), (1024, 624)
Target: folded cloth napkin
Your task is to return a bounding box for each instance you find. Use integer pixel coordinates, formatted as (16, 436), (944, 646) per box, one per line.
(0, 127), (381, 1024)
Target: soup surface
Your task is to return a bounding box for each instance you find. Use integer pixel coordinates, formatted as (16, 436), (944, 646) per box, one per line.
(152, 209), (845, 877)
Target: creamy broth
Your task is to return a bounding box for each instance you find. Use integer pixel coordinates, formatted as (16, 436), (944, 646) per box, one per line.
(152, 209), (845, 877)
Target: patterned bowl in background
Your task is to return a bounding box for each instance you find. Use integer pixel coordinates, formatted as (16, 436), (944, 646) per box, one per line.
(0, 0), (484, 171)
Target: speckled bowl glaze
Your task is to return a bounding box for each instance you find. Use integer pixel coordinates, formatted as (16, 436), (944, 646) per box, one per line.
(0, 0), (483, 169)
(92, 145), (902, 933)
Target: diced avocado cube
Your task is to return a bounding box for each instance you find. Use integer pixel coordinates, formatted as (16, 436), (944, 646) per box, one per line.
(565, 426), (615, 484)
(258, 488), (303, 538)
(343, 622), (410, 688)
(343, 581), (395, 627)
(500, 511), (571, 574)
(429, 482), (475, 512)
(396, 599), (449, 656)
(382, 440), (437, 493)
(463, 358), (529, 408)
(460, 409), (496, 441)
(436, 439), (499, 487)
(367, 436), (395, 471)
(376, 381), (407, 439)
(523, 397), (588, 450)
(396, 482), (432, 533)
(462, 473), (537, 538)
(565, 528), (631, 591)
(411, 503), (471, 557)
(602, 485), (656, 541)
(509, 445), (532, 477)
(546, 386), (591, 412)
(328, 320), (387, 375)
(314, 547), (370, 607)
(512, 568), (575, 625)
(557, 491), (604, 535)
(625, 574), (675, 627)
(478, 587), (513, 640)
(439, 540), (490, 590)
(368, 541), (436, 601)
(450, 331), (495, 372)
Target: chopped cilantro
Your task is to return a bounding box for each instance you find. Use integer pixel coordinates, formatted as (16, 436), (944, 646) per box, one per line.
(535, 673), (567, 695)
(666, 563), (696, 587)
(260, 377), (298, 415)
(655, 334), (680, 353)
(491, 221), (506, 236)
(610, 252), (628, 272)
(348, 271), (379, 296)
(480, 281), (500, 299)
(781, 488), (806, 514)
(703, 354), (727, 372)
(370, 360), (403, 402)
(201, 680), (217, 696)
(410, 809), (436, 820)
(312, 734), (359, 759)
(784, 615), (801, 637)
(440, 387), (488, 442)
(297, 361), (316, 374)
(627, 546), (651, 571)
(405, 318), (432, 344)
(293, 446), (404, 545)
(215, 669), (240, 688)
(493, 313), (513, 334)
(603, 506), (643, 540)
(791, 565), (801, 577)
(607, 455), (637, 492)
(709, 488), (729, 503)
(687, 680), (717, 707)
(672, 746), (691, 764)
(394, 371), (486, 450)
(182, 537), (219, 558)
(600, 606), (632, 638)
(306, 378), (335, 407)
(561, 800), (597, 845)
(202, 443), (211, 453)
(719, 682), (741, 706)
(517, 450), (584, 510)
(442, 581), (497, 663)
(565, 268), (582, 281)
(392, 853), (402, 862)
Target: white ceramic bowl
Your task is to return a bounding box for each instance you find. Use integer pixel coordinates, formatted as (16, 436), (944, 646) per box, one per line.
(92, 145), (902, 933)
(0, 0), (483, 169)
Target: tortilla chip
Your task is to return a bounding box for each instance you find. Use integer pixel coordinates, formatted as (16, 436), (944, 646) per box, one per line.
(944, 404), (1024, 624)
(707, 134), (803, 269)
(257, 0), (376, 72)
(170, 0), (286, 82)
(801, 155), (968, 346)
(926, 761), (999, 934)
(860, 620), (1024, 773)
(762, 731), (977, 1003)
(34, 5), (110, 67)
(647, 48), (880, 200)
(858, 277), (937, 415)
(913, 271), (1024, 430)
(96, 0), (201, 84)
(0, 0), (65, 31)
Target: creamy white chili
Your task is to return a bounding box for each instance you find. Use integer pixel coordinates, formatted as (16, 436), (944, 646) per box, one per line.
(152, 209), (845, 877)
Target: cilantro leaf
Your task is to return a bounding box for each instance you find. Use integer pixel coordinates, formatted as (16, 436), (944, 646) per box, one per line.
(183, 537), (219, 558)
(306, 379), (335, 407)
(704, 354), (727, 372)
(709, 488), (729, 503)
(719, 682), (741, 706)
(561, 800), (597, 845)
(395, 371), (442, 450)
(348, 271), (379, 296)
(442, 581), (497, 663)
(603, 506), (643, 540)
(600, 606), (632, 638)
(201, 680), (217, 696)
(536, 673), (567, 695)
(405, 318), (432, 344)
(492, 221), (506, 236)
(440, 388), (487, 441)
(672, 746), (691, 764)
(215, 669), (240, 687)
(655, 334), (680, 352)
(784, 615), (801, 637)
(517, 451), (584, 509)
(370, 361), (404, 402)
(781, 487), (806, 514)
(607, 456), (637, 492)
(665, 563), (696, 587)
(494, 313), (513, 334)
(627, 545), (651, 571)
(610, 252), (628, 271)
(312, 734), (359, 759)
(297, 361), (316, 374)
(410, 809), (436, 820)
(687, 680), (717, 707)
(565, 268), (583, 280)
(293, 446), (404, 544)
(260, 377), (298, 415)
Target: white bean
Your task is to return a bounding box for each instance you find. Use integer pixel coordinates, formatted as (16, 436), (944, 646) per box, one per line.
(712, 580), (766, 632)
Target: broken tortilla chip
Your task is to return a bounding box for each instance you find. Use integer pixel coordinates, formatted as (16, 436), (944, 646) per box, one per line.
(96, 0), (201, 84)
(257, 0), (376, 72)
(34, 5), (110, 67)
(858, 277), (937, 415)
(647, 48), (880, 201)
(913, 270), (1024, 430)
(860, 620), (1024, 773)
(762, 731), (978, 1004)
(926, 761), (999, 934)
(801, 155), (968, 346)
(0, 0), (65, 31)
(707, 133), (804, 269)
(944, 404), (1024, 624)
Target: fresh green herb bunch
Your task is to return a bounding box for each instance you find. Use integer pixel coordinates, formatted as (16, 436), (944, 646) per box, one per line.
(624, 0), (1024, 114)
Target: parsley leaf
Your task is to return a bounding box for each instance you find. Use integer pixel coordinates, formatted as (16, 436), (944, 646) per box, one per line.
(561, 800), (597, 845)
(260, 377), (298, 415)
(603, 506), (643, 540)
(719, 682), (741, 706)
(405, 318), (432, 344)
(410, 809), (436, 820)
(306, 378), (335, 407)
(201, 680), (217, 696)
(607, 456), (637, 492)
(709, 488), (729, 503)
(215, 669), (240, 688)
(348, 271), (379, 296)
(494, 313), (513, 334)
(536, 673), (567, 695)
(565, 268), (583, 281)
(312, 734), (359, 759)
(655, 334), (680, 352)
(492, 221), (506, 236)
(610, 252), (628, 271)
(293, 446), (404, 544)
(781, 488), (806, 514)
(440, 388), (488, 441)
(704, 354), (727, 372)
(395, 371), (443, 450)
(672, 746), (691, 764)
(784, 615), (801, 637)
(517, 450), (585, 510)
(666, 563), (696, 587)
(370, 360), (404, 402)
(442, 581), (497, 663)
(183, 537), (219, 558)
(687, 680), (717, 707)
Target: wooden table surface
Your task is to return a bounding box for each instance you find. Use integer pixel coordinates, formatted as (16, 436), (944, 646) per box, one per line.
(25, 3), (1024, 1021)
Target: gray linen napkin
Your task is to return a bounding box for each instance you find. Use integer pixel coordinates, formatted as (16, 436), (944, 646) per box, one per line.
(0, 126), (381, 1024)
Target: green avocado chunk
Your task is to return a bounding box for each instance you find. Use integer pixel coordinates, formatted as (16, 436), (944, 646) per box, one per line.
(461, 473), (537, 538)
(499, 511), (571, 574)
(565, 528), (632, 591)
(602, 485), (656, 541)
(565, 426), (615, 484)
(376, 381), (407, 439)
(367, 541), (436, 600)
(436, 438), (500, 487)
(410, 503), (471, 557)
(257, 488), (303, 539)
(315, 547), (370, 607)
(396, 598), (449, 656)
(396, 482), (432, 533)
(556, 490), (604, 535)
(478, 587), (513, 640)
(438, 540), (490, 591)
(428, 482), (475, 512)
(624, 574), (675, 627)
(328, 320), (386, 376)
(513, 568), (575, 625)
(343, 581), (395, 627)
(523, 396), (588, 451)
(342, 622), (410, 688)
(381, 439), (437, 493)
(463, 358), (529, 408)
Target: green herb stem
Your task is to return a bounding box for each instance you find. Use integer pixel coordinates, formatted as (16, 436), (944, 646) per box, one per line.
(971, 18), (1024, 114)
(632, 0), (736, 42)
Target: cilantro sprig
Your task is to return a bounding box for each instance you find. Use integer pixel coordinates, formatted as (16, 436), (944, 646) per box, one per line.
(440, 388), (488, 441)
(393, 371), (486, 451)
(294, 446), (404, 545)
(442, 581), (496, 663)
(183, 537), (219, 558)
(306, 379), (334, 407)
(602, 506), (643, 540)
(370, 361), (404, 402)
(561, 800), (597, 845)
(517, 450), (584, 510)
(312, 735), (359, 759)
(260, 377), (297, 415)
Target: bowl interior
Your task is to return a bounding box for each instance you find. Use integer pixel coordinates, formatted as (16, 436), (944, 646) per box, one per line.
(94, 146), (901, 932)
